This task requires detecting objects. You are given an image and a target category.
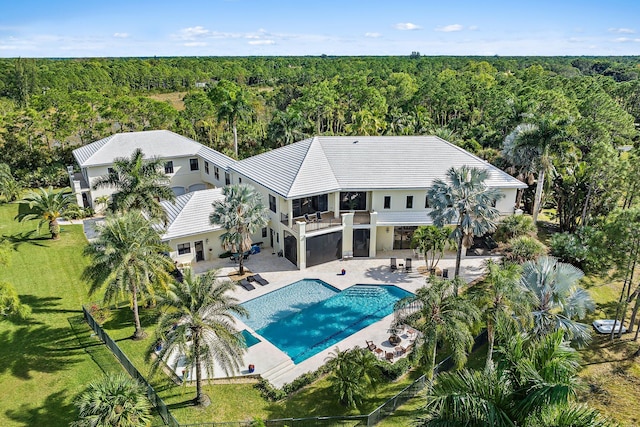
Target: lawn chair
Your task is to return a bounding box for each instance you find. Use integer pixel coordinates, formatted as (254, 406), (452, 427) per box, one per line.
(385, 352), (395, 362)
(390, 257), (397, 271)
(304, 213), (315, 223)
(365, 340), (377, 351)
(405, 258), (412, 272)
(238, 279), (255, 291)
(249, 274), (269, 286)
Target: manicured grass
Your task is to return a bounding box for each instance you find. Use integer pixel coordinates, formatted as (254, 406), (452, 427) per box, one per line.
(0, 203), (107, 426)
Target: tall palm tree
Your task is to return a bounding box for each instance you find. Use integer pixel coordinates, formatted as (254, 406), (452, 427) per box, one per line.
(268, 108), (306, 147)
(428, 166), (504, 278)
(468, 260), (530, 369)
(504, 116), (570, 222)
(152, 269), (248, 406)
(15, 186), (79, 240)
(403, 277), (480, 380)
(83, 211), (173, 340)
(209, 184), (268, 276)
(72, 373), (152, 427)
(520, 256), (595, 346)
(208, 80), (253, 157)
(92, 148), (175, 222)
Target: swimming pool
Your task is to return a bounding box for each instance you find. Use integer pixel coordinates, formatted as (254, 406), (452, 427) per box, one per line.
(240, 280), (412, 364)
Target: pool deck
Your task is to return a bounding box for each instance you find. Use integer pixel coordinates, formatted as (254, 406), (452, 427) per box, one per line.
(177, 250), (497, 388)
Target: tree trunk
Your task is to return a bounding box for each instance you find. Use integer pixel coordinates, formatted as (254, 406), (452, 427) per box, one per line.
(194, 331), (203, 405)
(131, 288), (145, 340)
(532, 167), (545, 223)
(454, 233), (464, 280)
(238, 253), (244, 276)
(485, 322), (495, 370)
(232, 124), (238, 158)
(580, 182), (594, 227)
(428, 332), (438, 381)
(49, 219), (60, 240)
(618, 256), (638, 339)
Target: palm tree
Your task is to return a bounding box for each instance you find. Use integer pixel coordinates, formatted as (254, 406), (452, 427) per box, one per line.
(427, 166), (504, 279)
(504, 116), (570, 222)
(92, 148), (175, 222)
(468, 260), (530, 369)
(209, 184), (268, 276)
(72, 373), (152, 427)
(520, 256), (595, 346)
(403, 277), (480, 380)
(83, 211), (173, 340)
(267, 108), (306, 147)
(208, 80), (253, 157)
(325, 346), (380, 408)
(0, 163), (22, 202)
(410, 225), (453, 272)
(419, 331), (612, 426)
(151, 269), (248, 406)
(15, 186), (79, 240)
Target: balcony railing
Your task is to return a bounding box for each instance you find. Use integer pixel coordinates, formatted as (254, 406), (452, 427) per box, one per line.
(281, 211), (342, 233)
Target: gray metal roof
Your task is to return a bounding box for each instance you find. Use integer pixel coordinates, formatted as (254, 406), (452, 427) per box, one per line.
(73, 130), (234, 168)
(376, 211), (435, 226)
(230, 136), (526, 199)
(160, 188), (225, 240)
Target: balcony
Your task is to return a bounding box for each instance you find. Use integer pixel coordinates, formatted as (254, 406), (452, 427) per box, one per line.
(281, 211), (342, 233)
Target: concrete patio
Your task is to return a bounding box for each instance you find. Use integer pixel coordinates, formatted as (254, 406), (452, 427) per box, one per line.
(176, 248), (495, 388)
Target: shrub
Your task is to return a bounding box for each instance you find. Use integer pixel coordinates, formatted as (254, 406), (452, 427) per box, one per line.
(550, 226), (609, 274)
(495, 215), (537, 243)
(503, 236), (546, 264)
(377, 357), (411, 381)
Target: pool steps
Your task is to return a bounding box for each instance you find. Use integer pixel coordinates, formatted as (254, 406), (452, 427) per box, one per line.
(261, 359), (295, 382)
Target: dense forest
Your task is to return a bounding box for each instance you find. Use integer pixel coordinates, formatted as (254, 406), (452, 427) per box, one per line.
(0, 55), (639, 235)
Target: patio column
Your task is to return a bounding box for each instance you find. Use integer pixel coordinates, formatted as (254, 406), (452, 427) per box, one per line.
(369, 211), (378, 257)
(342, 212), (354, 258)
(287, 199), (293, 228)
(298, 221), (307, 269)
(333, 193), (340, 219)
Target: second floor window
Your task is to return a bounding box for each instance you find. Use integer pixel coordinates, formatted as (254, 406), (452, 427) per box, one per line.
(190, 158), (199, 171)
(425, 195), (430, 208)
(204, 161), (209, 174)
(406, 196), (413, 209)
(269, 195), (277, 213)
(164, 161), (174, 174)
(225, 172), (231, 185)
(384, 196), (391, 209)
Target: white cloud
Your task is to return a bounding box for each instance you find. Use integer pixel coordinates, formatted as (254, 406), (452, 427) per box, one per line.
(394, 23), (421, 31)
(609, 27), (635, 34)
(614, 37), (640, 42)
(177, 26), (211, 40)
(435, 24), (464, 32)
(113, 32), (129, 38)
(184, 41), (207, 47)
(248, 39), (275, 45)
(365, 32), (382, 38)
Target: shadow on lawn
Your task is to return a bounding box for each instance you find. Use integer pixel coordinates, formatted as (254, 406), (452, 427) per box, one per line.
(0, 324), (85, 379)
(2, 230), (50, 248)
(20, 294), (83, 315)
(5, 389), (76, 427)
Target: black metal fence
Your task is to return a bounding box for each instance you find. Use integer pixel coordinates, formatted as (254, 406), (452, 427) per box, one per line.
(83, 305), (487, 427)
(82, 306), (180, 427)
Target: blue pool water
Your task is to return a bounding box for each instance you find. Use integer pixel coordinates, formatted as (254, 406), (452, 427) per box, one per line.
(240, 280), (412, 364)
(240, 329), (260, 347)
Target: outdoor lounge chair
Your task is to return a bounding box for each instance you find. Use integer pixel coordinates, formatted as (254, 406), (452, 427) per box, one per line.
(365, 340), (377, 351)
(304, 213), (316, 223)
(390, 257), (397, 271)
(405, 258), (412, 272)
(315, 211), (322, 222)
(249, 274), (269, 286)
(385, 352), (394, 362)
(238, 279), (255, 291)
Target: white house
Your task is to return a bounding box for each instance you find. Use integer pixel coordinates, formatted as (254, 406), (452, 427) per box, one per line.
(228, 136), (527, 268)
(70, 132), (526, 269)
(69, 130), (235, 209)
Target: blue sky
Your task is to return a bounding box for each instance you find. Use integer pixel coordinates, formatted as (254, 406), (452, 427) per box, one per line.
(1, 0), (640, 57)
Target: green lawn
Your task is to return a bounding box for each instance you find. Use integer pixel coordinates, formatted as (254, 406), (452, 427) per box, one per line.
(0, 202), (116, 426)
